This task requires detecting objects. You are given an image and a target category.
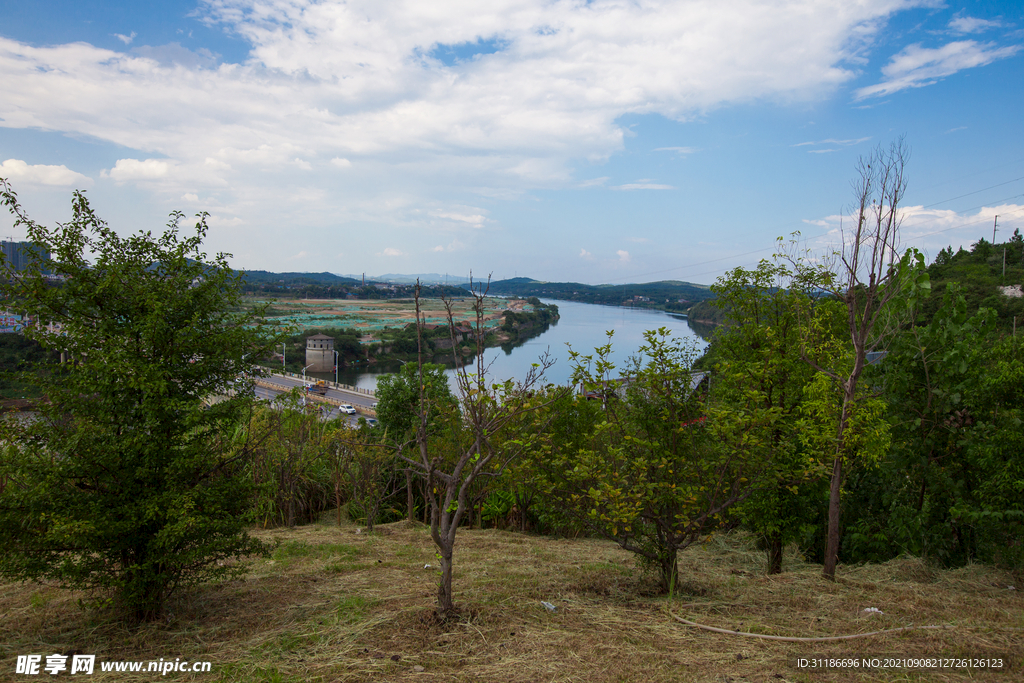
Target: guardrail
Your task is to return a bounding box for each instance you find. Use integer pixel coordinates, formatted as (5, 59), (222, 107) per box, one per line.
(272, 371), (376, 397)
(254, 377), (377, 417)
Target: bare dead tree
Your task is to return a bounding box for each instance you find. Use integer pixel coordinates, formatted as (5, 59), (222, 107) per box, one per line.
(785, 137), (928, 580)
(402, 277), (563, 616)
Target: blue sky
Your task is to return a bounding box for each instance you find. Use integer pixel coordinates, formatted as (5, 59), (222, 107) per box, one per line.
(1, 0), (1022, 285)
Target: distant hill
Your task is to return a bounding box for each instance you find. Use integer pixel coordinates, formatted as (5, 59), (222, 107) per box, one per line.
(369, 273), (474, 285)
(235, 269), (469, 299)
(487, 278), (714, 308)
(239, 271), (361, 286)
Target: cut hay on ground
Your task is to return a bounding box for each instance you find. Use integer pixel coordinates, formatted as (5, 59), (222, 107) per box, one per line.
(1, 522), (1020, 682)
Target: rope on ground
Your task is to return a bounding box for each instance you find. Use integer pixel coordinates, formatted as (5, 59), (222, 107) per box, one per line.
(668, 609), (952, 642)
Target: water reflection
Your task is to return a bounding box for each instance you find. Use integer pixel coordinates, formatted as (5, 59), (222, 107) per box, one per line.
(322, 299), (711, 391)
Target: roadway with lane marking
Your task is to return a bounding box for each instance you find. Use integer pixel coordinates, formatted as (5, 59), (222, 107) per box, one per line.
(252, 380), (371, 427)
(258, 374), (377, 412)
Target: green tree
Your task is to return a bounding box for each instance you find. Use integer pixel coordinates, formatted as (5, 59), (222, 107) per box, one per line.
(537, 329), (767, 591)
(375, 360), (457, 522)
(404, 281), (558, 616)
(783, 139), (929, 579)
(375, 361), (456, 437)
(848, 284), (1023, 569)
(330, 419), (404, 533)
(0, 182), (273, 622)
(247, 396), (336, 528)
(707, 259), (827, 573)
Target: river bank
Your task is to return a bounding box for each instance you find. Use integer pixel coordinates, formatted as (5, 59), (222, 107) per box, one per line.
(320, 298), (710, 392)
(259, 298), (560, 376)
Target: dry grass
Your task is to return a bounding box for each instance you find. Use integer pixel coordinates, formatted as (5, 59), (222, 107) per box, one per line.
(1, 522), (1021, 682)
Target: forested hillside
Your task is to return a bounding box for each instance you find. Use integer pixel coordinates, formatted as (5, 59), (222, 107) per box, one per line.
(488, 277), (714, 308)
(690, 230), (1024, 333)
(917, 231), (1024, 330)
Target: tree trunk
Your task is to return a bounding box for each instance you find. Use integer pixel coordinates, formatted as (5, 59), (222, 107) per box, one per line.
(406, 469), (414, 522)
(422, 483), (430, 524)
(336, 482), (343, 527)
(365, 501), (376, 533)
(766, 530), (783, 575)
(660, 548), (679, 594)
(823, 455), (843, 580)
(436, 543), (455, 616)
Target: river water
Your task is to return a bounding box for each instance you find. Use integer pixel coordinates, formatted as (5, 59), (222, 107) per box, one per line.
(330, 299), (711, 392)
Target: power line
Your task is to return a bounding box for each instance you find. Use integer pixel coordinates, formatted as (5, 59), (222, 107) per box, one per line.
(919, 175), (1024, 210)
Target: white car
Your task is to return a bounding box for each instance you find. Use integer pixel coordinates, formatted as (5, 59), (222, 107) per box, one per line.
(338, 404), (357, 415)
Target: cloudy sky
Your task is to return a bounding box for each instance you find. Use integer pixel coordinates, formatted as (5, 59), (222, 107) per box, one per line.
(1, 0), (1022, 285)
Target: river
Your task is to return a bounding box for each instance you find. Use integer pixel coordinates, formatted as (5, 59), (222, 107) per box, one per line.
(329, 299), (712, 392)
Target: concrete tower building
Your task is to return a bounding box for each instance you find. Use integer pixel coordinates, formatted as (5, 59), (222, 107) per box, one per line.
(305, 334), (335, 372)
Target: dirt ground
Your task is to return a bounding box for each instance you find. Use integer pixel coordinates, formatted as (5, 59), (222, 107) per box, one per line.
(1, 523), (1020, 682)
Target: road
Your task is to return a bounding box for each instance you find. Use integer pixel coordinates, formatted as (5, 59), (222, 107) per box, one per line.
(252, 374), (376, 426)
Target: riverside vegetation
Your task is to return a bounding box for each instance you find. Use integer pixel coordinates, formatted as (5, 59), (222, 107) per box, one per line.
(1, 142), (1023, 680)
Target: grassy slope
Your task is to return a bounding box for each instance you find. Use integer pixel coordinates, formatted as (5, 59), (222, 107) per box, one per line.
(1, 522), (1020, 682)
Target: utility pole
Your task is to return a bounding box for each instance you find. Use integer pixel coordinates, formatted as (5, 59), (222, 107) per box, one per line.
(993, 215), (999, 243)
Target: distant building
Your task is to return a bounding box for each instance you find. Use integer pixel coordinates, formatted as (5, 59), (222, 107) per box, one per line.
(305, 334), (335, 372)
(1, 241), (51, 274)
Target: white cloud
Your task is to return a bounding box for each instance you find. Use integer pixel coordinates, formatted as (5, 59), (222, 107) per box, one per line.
(206, 215), (243, 227)
(617, 249), (631, 262)
(579, 248), (592, 259)
(105, 158), (170, 181)
(289, 250), (308, 259)
(793, 137), (871, 147)
(0, 158), (92, 187)
(113, 32), (136, 46)
(0, 0), (931, 196)
(654, 146), (698, 155)
(627, 236), (650, 243)
(431, 239), (466, 253)
(0, 0), (970, 270)
(204, 157), (231, 171)
(801, 203), (1024, 261)
(131, 43), (218, 68)
(182, 193), (199, 202)
(948, 14), (1003, 35)
(381, 247), (403, 257)
(433, 211), (487, 226)
(856, 40), (1022, 99)
(612, 183), (674, 190)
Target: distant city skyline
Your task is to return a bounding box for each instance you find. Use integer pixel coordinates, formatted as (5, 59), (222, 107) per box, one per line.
(2, 1), (1023, 286)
